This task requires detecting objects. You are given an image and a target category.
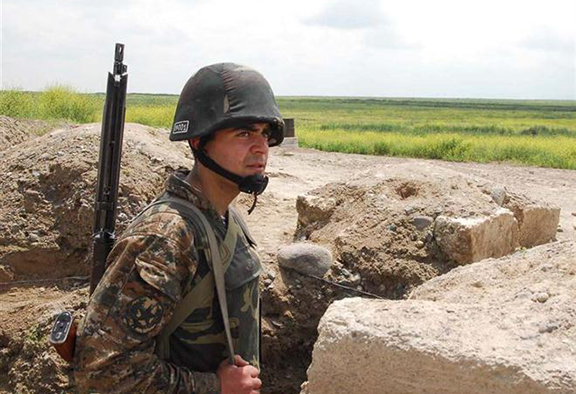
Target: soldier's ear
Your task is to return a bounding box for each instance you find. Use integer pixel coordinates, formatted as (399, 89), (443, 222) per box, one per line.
(189, 138), (201, 151)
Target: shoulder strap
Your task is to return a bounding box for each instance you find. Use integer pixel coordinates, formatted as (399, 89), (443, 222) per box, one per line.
(229, 206), (257, 247)
(155, 270), (214, 360)
(151, 195), (236, 365)
(195, 205), (236, 365)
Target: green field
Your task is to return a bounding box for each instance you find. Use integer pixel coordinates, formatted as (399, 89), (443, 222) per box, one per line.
(2, 87), (576, 169)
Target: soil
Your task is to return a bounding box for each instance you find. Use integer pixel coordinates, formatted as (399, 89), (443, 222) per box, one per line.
(1, 119), (575, 394)
(0, 116), (69, 152)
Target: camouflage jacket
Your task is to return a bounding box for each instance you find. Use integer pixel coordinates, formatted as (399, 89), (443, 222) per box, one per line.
(74, 170), (261, 394)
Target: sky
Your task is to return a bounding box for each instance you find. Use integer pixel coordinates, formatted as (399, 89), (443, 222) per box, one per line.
(1, 0), (575, 99)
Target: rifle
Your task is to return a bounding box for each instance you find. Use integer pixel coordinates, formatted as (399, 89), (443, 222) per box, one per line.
(50, 44), (128, 362)
(90, 43), (129, 294)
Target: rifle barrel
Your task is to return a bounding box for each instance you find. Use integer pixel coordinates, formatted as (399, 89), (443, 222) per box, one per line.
(90, 43), (128, 294)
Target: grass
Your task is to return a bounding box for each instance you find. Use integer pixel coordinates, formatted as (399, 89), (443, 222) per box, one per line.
(125, 105), (176, 128)
(301, 130), (576, 169)
(0, 85), (99, 123)
(279, 97), (576, 170)
(1, 89), (575, 169)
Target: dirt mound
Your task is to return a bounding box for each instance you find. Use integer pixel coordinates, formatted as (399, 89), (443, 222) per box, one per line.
(0, 116), (68, 153)
(0, 284), (87, 394)
(241, 158), (569, 394)
(295, 164), (559, 298)
(0, 123), (192, 280)
(270, 165), (561, 394)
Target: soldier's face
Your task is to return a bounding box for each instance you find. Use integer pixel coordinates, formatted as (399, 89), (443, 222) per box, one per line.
(202, 122), (270, 178)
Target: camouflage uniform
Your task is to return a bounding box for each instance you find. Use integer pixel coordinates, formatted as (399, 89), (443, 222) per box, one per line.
(74, 170), (262, 394)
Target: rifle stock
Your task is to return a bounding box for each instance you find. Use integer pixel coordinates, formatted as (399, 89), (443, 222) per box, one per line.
(90, 43), (128, 294)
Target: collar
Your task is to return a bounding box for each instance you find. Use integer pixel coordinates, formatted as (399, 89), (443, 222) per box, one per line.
(165, 169), (219, 215)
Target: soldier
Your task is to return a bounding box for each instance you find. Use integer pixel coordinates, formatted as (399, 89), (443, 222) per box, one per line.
(73, 63), (284, 394)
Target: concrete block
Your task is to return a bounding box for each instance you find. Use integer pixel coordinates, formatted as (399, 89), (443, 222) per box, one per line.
(434, 208), (518, 264)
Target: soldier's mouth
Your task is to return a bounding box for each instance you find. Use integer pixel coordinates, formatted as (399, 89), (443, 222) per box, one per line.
(246, 164), (266, 173)
(246, 162), (266, 170)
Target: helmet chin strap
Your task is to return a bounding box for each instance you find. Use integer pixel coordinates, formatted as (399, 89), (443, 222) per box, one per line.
(194, 148), (268, 214)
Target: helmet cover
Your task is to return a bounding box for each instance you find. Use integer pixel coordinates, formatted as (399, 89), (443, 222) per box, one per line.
(169, 63), (284, 146)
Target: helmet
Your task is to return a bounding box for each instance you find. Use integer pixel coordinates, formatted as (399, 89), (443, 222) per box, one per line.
(169, 62), (284, 146)
(170, 63), (284, 212)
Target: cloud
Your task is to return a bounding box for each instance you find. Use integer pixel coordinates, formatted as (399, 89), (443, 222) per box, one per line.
(304, 0), (385, 29)
(364, 24), (420, 50)
(518, 26), (574, 53)
(2, 0), (573, 99)
(303, 0), (416, 50)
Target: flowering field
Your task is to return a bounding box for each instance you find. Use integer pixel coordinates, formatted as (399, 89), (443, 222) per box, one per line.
(2, 88), (575, 169)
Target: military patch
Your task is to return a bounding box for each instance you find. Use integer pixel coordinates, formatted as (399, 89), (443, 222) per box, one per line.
(172, 120), (189, 134)
(125, 296), (164, 335)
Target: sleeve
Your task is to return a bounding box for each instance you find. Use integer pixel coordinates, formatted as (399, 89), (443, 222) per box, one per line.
(73, 227), (221, 394)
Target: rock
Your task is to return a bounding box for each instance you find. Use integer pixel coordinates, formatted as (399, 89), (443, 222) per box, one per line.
(412, 216), (433, 231)
(491, 186), (507, 206)
(531, 292), (549, 303)
(303, 242), (576, 394)
(296, 194), (336, 228)
(503, 194), (560, 248)
(538, 322), (559, 334)
(514, 205), (560, 247)
(387, 224), (397, 232)
(434, 208), (519, 264)
(277, 243), (333, 277)
(0, 265), (15, 281)
(304, 297), (574, 394)
(350, 273), (361, 285)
